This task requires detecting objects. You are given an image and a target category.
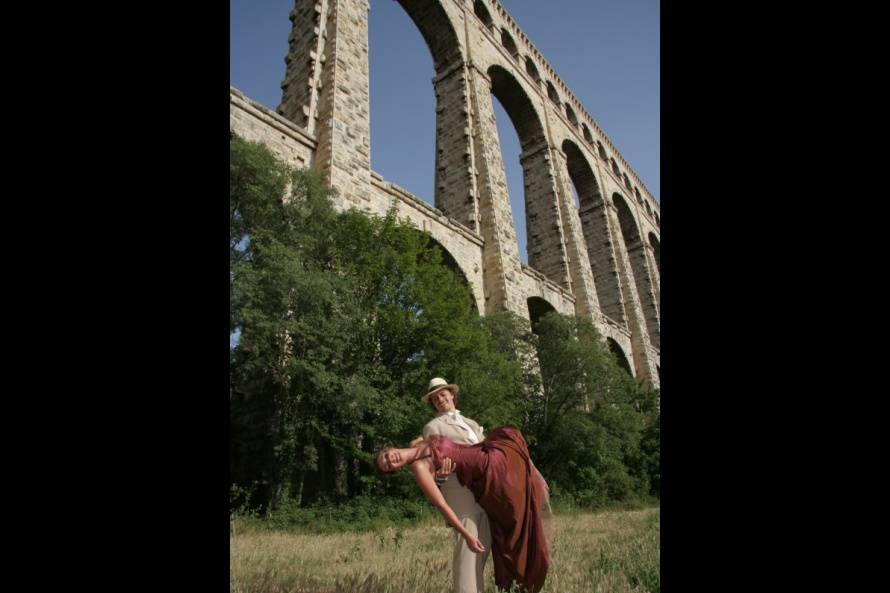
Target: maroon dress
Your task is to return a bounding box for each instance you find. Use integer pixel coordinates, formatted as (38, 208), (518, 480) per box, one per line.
(428, 426), (550, 593)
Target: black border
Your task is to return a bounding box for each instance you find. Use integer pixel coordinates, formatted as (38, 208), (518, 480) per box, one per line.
(61, 1), (832, 589)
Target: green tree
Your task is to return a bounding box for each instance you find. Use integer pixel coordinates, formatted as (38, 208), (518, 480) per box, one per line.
(230, 135), (529, 509)
(529, 313), (658, 504)
(230, 134), (345, 508)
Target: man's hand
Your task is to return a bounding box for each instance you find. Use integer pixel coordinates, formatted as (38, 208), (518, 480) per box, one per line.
(434, 457), (457, 485)
(436, 457), (457, 478)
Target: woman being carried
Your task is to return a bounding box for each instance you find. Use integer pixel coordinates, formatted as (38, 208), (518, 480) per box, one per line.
(377, 426), (550, 593)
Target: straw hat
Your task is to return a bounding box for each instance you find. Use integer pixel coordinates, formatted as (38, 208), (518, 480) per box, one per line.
(421, 377), (460, 403)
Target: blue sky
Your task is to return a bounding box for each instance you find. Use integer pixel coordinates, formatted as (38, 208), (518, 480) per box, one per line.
(230, 0), (659, 264)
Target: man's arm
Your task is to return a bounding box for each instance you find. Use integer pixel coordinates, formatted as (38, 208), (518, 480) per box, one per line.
(422, 422), (454, 485)
(422, 424), (437, 440)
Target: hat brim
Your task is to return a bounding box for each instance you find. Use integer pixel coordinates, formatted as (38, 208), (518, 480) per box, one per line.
(421, 384), (459, 403)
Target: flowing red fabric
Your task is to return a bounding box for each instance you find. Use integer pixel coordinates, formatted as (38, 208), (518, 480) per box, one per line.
(429, 426), (550, 593)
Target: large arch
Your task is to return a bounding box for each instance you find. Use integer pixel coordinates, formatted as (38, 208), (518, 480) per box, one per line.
(613, 193), (660, 349)
(527, 296), (557, 335)
(394, 0), (462, 71)
(562, 139), (626, 324)
(607, 337), (633, 377)
(487, 64), (565, 286)
(367, 3), (439, 205)
(391, 1), (476, 229)
(488, 65), (546, 151)
(424, 233), (479, 315)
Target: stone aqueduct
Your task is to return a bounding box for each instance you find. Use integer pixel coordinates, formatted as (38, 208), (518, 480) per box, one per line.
(230, 0), (661, 387)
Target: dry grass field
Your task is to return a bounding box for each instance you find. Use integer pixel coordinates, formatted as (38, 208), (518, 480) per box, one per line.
(230, 506), (659, 593)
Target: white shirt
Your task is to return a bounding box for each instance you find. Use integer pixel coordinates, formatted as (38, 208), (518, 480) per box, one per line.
(439, 409), (480, 444)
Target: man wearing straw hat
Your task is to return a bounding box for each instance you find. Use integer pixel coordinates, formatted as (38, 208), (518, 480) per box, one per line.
(421, 377), (491, 593)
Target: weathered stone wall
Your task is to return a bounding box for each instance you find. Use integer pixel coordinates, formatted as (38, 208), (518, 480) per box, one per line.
(605, 200), (659, 381)
(433, 62), (478, 231)
(278, 0), (329, 134)
(625, 237), (660, 351)
(466, 67), (525, 316)
(517, 265), (576, 318)
(313, 0), (372, 209)
(230, 87), (316, 169)
(520, 142), (571, 291)
(231, 0), (660, 387)
(580, 197), (627, 326)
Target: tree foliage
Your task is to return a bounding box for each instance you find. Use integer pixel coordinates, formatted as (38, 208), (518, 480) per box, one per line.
(229, 134), (660, 512)
(527, 313), (661, 503)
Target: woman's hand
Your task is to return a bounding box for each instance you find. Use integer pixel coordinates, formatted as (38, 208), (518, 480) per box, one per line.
(464, 533), (486, 554)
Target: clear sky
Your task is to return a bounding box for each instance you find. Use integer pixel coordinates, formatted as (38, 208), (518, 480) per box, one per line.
(230, 0), (659, 264)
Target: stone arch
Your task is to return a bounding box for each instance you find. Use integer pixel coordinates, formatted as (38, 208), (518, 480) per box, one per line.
(613, 193), (642, 250)
(645, 202), (652, 217)
(527, 296), (557, 334)
(473, 0), (494, 32)
(582, 124), (593, 143)
(634, 186), (643, 203)
(525, 56), (541, 84)
(422, 232), (479, 314)
(394, 1), (463, 71)
(596, 141), (607, 161)
(610, 158), (620, 177)
(565, 103), (579, 128)
(623, 173), (632, 191)
(392, 1), (475, 226)
(648, 232), (660, 275)
(546, 81), (560, 106)
(487, 65), (561, 280)
(613, 192), (659, 349)
(500, 28), (519, 61)
(607, 337), (633, 377)
(487, 65), (547, 151)
(562, 139), (626, 325)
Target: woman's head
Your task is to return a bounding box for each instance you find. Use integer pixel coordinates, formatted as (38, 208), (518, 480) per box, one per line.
(376, 447), (408, 474)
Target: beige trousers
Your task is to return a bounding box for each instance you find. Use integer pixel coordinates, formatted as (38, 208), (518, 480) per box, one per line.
(453, 510), (491, 593)
(441, 477), (492, 593)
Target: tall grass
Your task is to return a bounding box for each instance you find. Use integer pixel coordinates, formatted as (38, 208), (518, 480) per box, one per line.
(231, 506), (659, 593)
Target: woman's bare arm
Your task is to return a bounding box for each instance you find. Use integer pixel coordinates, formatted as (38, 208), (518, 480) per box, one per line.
(410, 457), (485, 553)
